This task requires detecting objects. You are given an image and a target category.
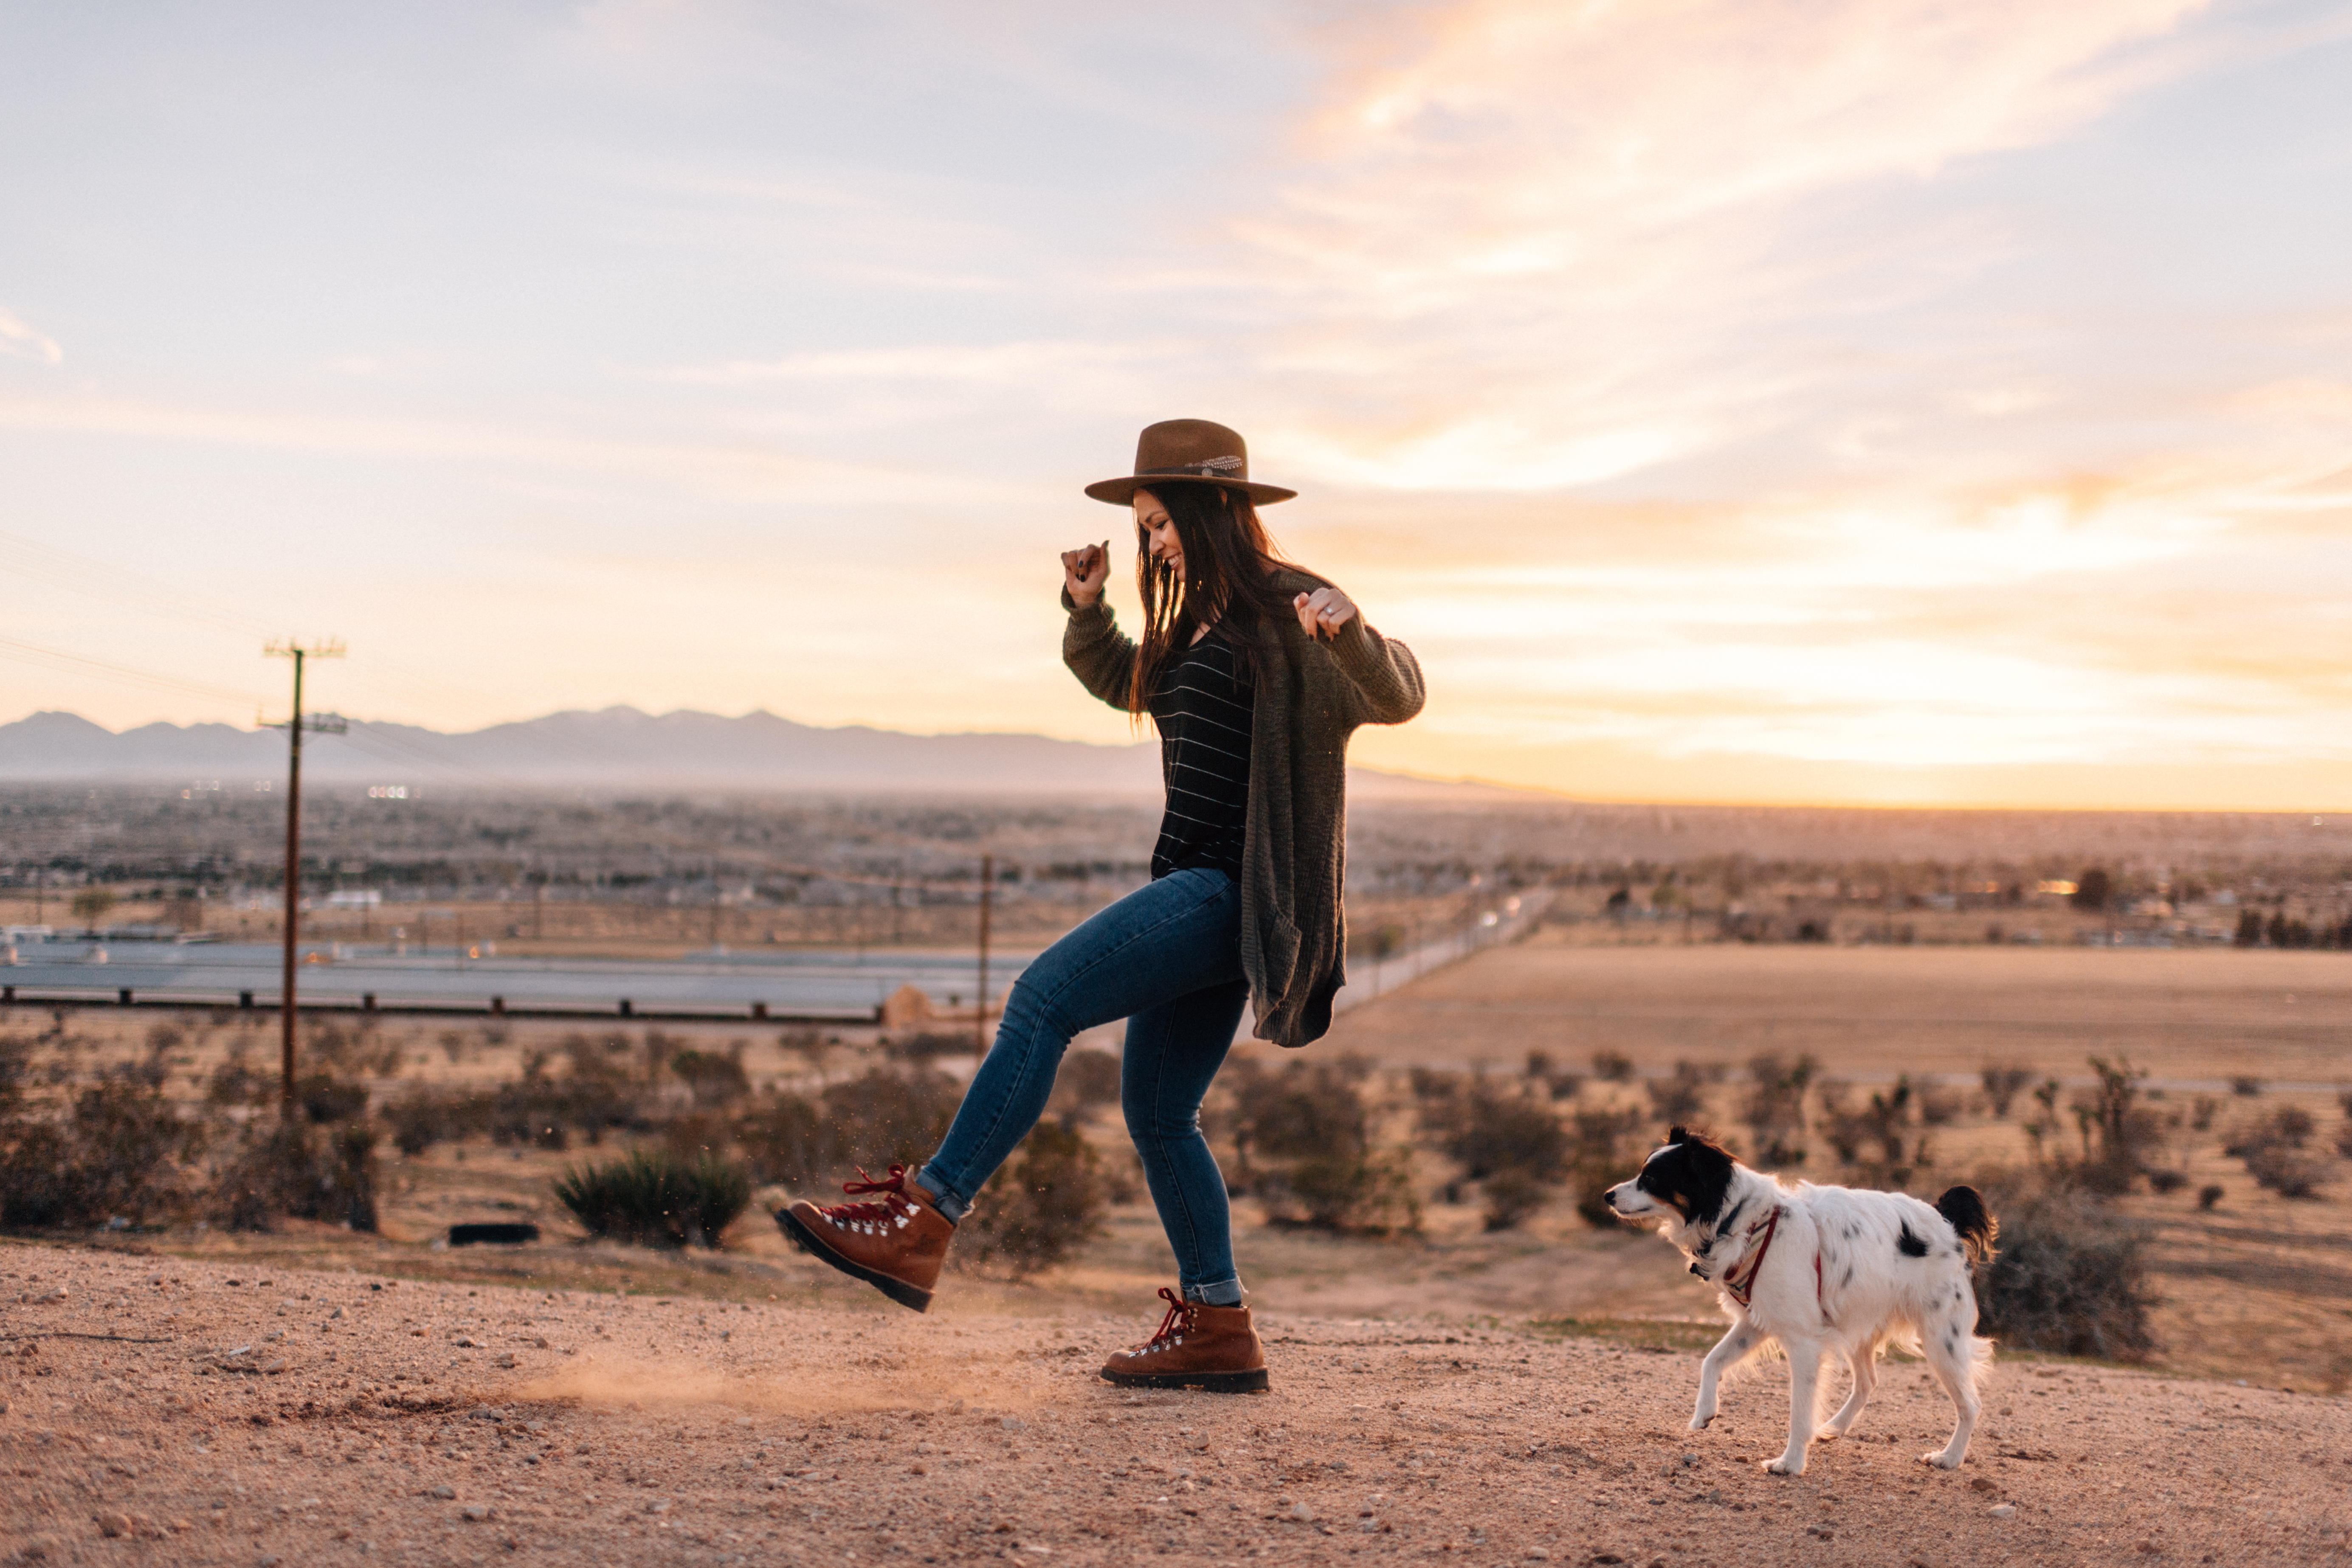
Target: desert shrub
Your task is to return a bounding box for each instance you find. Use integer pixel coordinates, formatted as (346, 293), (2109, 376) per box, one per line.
(1047, 1047), (1122, 1118)
(1481, 1166), (1549, 1233)
(821, 1067), (962, 1175)
(553, 1147), (751, 1248)
(889, 1030), (975, 1063)
(2144, 1168), (2188, 1195)
(1408, 1066), (1457, 1104)
(1645, 1061), (1710, 1126)
(1523, 1050), (1581, 1099)
(957, 1118), (1107, 1278)
(210, 1119), (380, 1232)
(1591, 1050), (1635, 1084)
(2229, 1075), (2263, 1098)
(0, 1031), (33, 1117)
(1916, 1085), (1966, 1127)
(382, 1089), (467, 1156)
(1421, 1080), (1567, 1232)
(1975, 1185), (2158, 1361)
(206, 1046), (273, 1109)
(1980, 1064), (2034, 1119)
(734, 1067), (962, 1194)
(672, 1044), (752, 1109)
(1430, 1084), (1567, 1181)
(1818, 1079), (1928, 1187)
(2228, 1107), (2327, 1199)
(1567, 1106), (1648, 1227)
(2056, 1056), (2166, 1195)
(734, 1092), (822, 1186)
(0, 1075), (203, 1230)
(1273, 1146), (1419, 1233)
(2197, 1183), (2224, 1210)
(2190, 1095), (2220, 1132)
(1229, 1059), (1419, 1233)
(298, 1072), (370, 1124)
(1741, 1053), (1815, 1168)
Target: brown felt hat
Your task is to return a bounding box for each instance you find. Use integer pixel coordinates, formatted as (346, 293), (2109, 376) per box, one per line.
(1084, 418), (1296, 507)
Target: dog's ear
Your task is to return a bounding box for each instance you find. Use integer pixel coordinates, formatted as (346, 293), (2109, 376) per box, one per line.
(1675, 1131), (1736, 1224)
(1667, 1125), (1690, 1145)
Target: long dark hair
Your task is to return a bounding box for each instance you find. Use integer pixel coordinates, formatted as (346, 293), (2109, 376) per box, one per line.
(1126, 483), (1294, 715)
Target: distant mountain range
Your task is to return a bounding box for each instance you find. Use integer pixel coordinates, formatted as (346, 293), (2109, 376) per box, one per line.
(0, 708), (1517, 800)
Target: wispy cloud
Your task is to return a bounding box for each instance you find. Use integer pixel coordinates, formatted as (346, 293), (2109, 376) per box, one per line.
(0, 307), (62, 366)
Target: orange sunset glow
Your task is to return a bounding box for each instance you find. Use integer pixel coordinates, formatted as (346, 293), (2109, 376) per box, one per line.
(3, 1), (2349, 808)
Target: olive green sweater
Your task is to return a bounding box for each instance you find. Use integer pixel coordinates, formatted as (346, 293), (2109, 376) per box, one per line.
(1062, 566), (1426, 1046)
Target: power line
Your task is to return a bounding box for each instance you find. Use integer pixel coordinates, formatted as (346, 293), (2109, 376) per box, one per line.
(0, 633), (263, 709)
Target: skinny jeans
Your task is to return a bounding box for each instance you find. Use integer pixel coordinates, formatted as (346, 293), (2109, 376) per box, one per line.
(919, 867), (1248, 1305)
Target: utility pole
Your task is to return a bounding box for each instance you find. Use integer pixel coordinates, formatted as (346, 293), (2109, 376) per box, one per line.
(974, 853), (993, 1062)
(265, 640), (345, 1119)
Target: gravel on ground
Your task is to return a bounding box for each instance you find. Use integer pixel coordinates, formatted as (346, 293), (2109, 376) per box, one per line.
(5, 1244), (2348, 1566)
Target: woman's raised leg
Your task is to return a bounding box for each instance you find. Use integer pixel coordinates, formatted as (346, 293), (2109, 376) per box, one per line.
(777, 868), (1242, 1310)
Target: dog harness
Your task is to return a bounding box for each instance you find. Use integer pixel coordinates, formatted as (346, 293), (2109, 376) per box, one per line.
(1717, 1205), (1781, 1306)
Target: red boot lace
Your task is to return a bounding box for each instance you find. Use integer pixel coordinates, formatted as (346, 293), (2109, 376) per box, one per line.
(817, 1164), (919, 1225)
(1132, 1287), (1196, 1353)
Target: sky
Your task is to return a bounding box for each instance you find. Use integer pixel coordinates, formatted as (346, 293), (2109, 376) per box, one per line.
(4, 0), (2352, 809)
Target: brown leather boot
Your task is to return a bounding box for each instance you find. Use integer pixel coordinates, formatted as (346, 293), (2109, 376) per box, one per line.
(775, 1164), (954, 1312)
(1099, 1287), (1268, 1393)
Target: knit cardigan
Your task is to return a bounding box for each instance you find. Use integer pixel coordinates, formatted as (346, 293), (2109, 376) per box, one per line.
(1062, 566), (1426, 1047)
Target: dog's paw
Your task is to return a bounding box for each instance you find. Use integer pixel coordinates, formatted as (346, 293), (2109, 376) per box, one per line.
(1687, 1414), (1714, 1432)
(1762, 1456), (1805, 1476)
(1814, 1427), (1845, 1443)
(1918, 1450), (1963, 1470)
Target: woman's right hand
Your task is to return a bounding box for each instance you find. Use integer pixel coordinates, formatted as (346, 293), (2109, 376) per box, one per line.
(1062, 539), (1112, 607)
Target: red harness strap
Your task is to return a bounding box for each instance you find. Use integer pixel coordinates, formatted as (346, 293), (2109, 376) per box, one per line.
(1718, 1205), (1833, 1320)
(1718, 1206), (1783, 1307)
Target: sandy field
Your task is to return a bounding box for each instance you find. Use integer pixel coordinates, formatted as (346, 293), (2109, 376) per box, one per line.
(1319, 938), (2352, 1087)
(7, 1243), (2350, 1568)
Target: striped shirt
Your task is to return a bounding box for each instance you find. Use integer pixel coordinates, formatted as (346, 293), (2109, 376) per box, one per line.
(1148, 629), (1255, 879)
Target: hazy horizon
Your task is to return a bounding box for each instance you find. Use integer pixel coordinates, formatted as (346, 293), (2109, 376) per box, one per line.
(6, 3), (2352, 812)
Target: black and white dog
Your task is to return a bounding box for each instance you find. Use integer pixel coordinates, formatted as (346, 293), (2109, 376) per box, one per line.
(1605, 1127), (1998, 1476)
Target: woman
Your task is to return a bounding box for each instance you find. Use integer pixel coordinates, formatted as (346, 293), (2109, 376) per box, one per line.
(778, 418), (1424, 1391)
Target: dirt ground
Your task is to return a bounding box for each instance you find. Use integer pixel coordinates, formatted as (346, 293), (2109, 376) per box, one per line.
(7, 1242), (2350, 1568)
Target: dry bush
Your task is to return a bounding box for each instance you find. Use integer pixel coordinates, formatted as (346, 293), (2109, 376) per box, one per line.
(1980, 1064), (2034, 1119)
(0, 1031), (33, 1117)
(1591, 1050), (1635, 1084)
(1421, 1079), (1569, 1231)
(211, 1120), (381, 1233)
(1046, 1047), (1121, 1118)
(734, 1092), (821, 1187)
(1741, 1053), (1815, 1168)
(888, 1030), (975, 1063)
(1227, 1059), (1419, 1233)
(0, 1074), (203, 1230)
(1916, 1085), (1966, 1127)
(2227, 1107), (2327, 1199)
(957, 1118), (1107, 1277)
(297, 1072), (370, 1124)
(1524, 1050), (1583, 1101)
(1975, 1180), (2159, 1362)
(1645, 1061), (1710, 1126)
(206, 1046), (273, 1109)
(1568, 1106), (1648, 1227)
(670, 1043), (751, 1109)
(552, 1147), (750, 1249)
(735, 1067), (962, 1194)
(1818, 1079), (1926, 1186)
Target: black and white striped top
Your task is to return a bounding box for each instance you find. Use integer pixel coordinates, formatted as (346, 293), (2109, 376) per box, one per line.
(1148, 629), (1255, 880)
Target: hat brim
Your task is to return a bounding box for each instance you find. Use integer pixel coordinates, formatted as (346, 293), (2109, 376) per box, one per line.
(1084, 474), (1296, 507)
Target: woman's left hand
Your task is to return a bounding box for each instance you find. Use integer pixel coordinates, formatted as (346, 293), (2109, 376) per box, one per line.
(1293, 586), (1357, 642)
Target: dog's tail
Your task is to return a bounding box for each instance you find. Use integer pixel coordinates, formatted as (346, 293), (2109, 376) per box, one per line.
(1935, 1185), (1998, 1266)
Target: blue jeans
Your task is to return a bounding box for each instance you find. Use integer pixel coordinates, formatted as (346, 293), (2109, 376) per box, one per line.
(919, 867), (1248, 1306)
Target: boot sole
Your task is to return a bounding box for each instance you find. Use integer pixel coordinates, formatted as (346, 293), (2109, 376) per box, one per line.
(1098, 1365), (1270, 1394)
(773, 1209), (934, 1313)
